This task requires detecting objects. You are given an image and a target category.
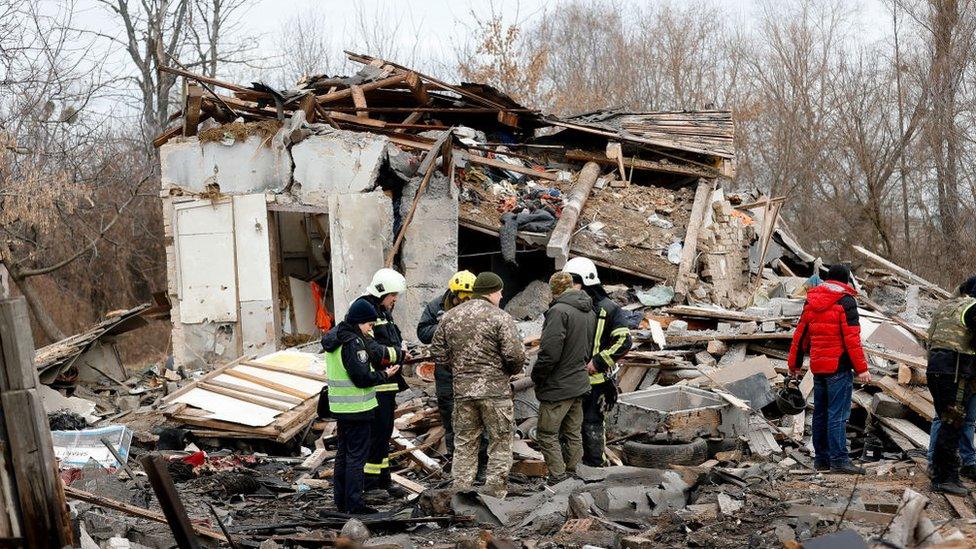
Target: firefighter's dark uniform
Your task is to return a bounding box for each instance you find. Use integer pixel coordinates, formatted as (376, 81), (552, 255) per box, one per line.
(321, 320), (390, 514)
(353, 295), (407, 492)
(582, 295), (633, 466)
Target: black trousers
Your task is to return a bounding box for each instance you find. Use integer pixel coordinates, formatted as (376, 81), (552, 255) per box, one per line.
(929, 372), (974, 484)
(365, 392), (396, 490)
(582, 383), (607, 466)
(437, 392), (489, 478)
(334, 418), (371, 513)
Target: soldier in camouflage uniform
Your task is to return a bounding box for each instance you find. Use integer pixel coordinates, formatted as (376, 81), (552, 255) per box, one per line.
(927, 276), (976, 495)
(429, 271), (526, 498)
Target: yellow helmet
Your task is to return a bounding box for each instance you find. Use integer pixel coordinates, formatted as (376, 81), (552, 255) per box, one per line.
(449, 270), (476, 293)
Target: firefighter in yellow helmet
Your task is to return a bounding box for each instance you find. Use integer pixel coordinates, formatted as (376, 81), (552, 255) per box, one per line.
(416, 270), (486, 473)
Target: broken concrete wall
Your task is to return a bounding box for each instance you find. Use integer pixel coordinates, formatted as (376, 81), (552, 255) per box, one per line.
(160, 135), (290, 193)
(695, 200), (756, 308)
(291, 130), (389, 205)
(329, 191), (393, 321)
(395, 171), (458, 342)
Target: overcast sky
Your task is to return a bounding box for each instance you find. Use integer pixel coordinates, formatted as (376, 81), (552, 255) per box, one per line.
(61, 0), (892, 122)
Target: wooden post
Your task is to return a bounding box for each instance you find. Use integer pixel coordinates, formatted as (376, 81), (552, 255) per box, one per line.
(141, 455), (202, 549)
(0, 297), (73, 547)
(674, 179), (714, 302)
(546, 161), (601, 268)
(852, 245), (951, 299)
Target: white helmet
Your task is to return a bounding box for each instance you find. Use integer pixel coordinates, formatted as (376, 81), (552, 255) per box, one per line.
(562, 257), (600, 286)
(366, 268), (407, 297)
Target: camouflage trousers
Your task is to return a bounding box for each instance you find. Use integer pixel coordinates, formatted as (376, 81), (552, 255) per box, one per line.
(452, 397), (514, 498)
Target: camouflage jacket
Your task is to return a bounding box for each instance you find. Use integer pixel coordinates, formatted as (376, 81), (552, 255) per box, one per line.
(429, 297), (526, 400)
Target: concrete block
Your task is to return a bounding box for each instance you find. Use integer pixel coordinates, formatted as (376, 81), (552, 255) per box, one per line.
(737, 321), (758, 335)
(504, 280), (551, 321)
(770, 297), (804, 317)
(292, 130), (388, 204)
(396, 173), (458, 342)
(871, 392), (909, 418)
(761, 321), (777, 332)
(666, 320), (688, 334)
(707, 340), (728, 356)
(329, 192), (392, 321)
(160, 136), (290, 194)
(695, 351), (717, 367)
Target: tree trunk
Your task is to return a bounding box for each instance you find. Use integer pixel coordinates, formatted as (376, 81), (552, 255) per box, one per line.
(4, 265), (66, 343)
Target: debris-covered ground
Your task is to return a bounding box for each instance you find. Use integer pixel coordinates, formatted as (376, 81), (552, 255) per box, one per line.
(29, 51), (976, 548)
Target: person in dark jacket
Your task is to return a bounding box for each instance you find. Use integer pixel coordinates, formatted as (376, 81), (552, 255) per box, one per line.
(353, 268), (408, 497)
(416, 270), (488, 475)
(321, 299), (400, 514)
(532, 272), (596, 484)
(925, 275), (976, 495)
(788, 264), (871, 475)
(562, 257), (634, 467)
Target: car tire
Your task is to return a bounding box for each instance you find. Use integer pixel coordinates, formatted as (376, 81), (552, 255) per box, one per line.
(623, 438), (709, 468)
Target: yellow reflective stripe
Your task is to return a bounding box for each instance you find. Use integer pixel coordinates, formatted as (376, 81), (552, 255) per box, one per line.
(610, 327), (630, 337)
(375, 318), (389, 326)
(589, 373), (606, 385)
(364, 462), (383, 474)
(376, 383), (399, 392)
(380, 458), (390, 468)
(387, 347), (397, 363)
(593, 309), (607, 355)
(961, 301), (976, 328)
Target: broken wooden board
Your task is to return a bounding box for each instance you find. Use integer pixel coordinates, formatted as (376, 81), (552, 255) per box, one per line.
(853, 245), (951, 299)
(877, 417), (930, 449)
(945, 494), (976, 520)
(161, 351), (326, 442)
(786, 504), (894, 526)
(876, 376), (935, 420)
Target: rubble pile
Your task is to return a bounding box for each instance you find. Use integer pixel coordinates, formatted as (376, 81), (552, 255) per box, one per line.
(16, 51), (976, 547)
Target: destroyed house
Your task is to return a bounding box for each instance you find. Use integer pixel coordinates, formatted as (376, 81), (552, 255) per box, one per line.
(156, 52), (739, 370)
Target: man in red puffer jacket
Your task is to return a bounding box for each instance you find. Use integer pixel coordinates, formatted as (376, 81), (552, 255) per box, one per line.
(788, 264), (871, 475)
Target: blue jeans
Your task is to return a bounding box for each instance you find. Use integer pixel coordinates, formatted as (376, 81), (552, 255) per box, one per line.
(812, 370), (853, 467)
(928, 393), (976, 467)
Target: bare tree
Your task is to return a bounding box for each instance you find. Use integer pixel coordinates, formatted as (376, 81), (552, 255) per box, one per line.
(0, 1), (150, 340)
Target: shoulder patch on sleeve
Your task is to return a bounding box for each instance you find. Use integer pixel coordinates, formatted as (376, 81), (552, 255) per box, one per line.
(357, 349), (369, 364)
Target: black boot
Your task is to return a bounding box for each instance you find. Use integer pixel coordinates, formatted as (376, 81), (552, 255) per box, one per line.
(933, 481), (970, 495)
(831, 463), (866, 475)
(960, 465), (976, 481)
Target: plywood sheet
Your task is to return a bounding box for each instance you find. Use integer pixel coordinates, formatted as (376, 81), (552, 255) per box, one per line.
(235, 364), (324, 395)
(255, 350), (325, 374)
(172, 387), (280, 427)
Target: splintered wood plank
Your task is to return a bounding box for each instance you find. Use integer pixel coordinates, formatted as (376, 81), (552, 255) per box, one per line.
(945, 494), (975, 519)
(878, 417), (930, 448)
(942, 494), (976, 520)
(390, 473), (425, 495)
(876, 376), (935, 420)
(616, 365), (646, 394)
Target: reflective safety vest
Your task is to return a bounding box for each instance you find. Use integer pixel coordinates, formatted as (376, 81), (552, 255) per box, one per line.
(325, 346), (378, 414)
(372, 318), (401, 392)
(928, 296), (976, 355)
(589, 307), (631, 385)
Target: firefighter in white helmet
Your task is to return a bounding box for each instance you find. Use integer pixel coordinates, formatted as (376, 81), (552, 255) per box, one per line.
(352, 268), (409, 498)
(562, 257), (633, 466)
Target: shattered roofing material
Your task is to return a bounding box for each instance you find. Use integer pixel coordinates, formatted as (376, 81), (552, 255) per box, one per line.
(553, 110), (735, 159)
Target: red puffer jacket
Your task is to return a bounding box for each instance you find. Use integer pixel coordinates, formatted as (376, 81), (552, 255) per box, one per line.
(787, 281), (868, 375)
